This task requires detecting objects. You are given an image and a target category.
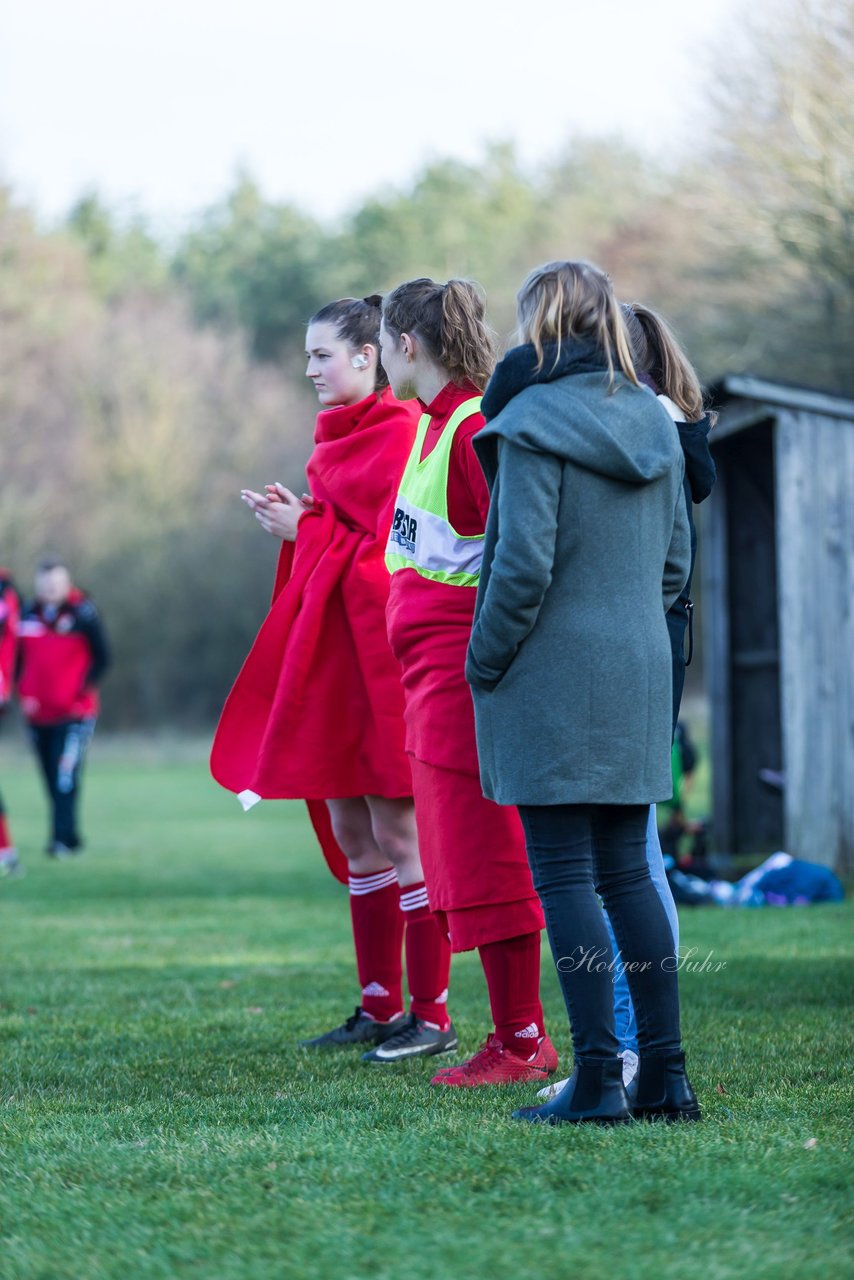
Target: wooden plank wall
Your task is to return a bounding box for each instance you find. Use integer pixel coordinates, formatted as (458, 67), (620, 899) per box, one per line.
(775, 410), (854, 872)
(724, 422), (784, 851)
(701, 451), (733, 851)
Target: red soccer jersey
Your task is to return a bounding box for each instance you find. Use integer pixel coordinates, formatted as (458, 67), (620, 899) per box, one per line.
(416, 379), (490, 534)
(386, 381), (488, 773)
(384, 385), (541, 949)
(0, 572), (20, 704)
(17, 589), (105, 724)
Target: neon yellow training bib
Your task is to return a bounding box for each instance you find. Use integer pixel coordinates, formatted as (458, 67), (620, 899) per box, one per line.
(385, 397), (484, 588)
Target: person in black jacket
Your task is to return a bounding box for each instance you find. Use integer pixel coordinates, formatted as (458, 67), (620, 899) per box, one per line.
(604, 302), (715, 1069)
(623, 303), (716, 725)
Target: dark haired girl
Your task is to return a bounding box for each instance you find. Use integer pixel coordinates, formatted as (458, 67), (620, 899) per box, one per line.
(212, 296), (455, 1060)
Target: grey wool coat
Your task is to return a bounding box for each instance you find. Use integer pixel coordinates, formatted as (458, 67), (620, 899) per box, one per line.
(466, 355), (691, 807)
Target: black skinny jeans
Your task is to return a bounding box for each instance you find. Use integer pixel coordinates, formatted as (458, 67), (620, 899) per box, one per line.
(518, 802), (682, 1062)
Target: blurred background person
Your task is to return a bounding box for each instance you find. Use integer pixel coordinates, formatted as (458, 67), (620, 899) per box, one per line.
(16, 558), (110, 857)
(0, 567), (22, 877)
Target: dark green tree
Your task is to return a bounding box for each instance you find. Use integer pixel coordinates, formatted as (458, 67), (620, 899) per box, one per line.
(172, 175), (334, 361)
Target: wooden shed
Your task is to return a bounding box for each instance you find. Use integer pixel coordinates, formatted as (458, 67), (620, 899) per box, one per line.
(701, 376), (854, 874)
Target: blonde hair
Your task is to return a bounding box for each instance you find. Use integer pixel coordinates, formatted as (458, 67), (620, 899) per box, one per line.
(516, 260), (638, 388)
(382, 278), (496, 389)
(622, 303), (708, 423)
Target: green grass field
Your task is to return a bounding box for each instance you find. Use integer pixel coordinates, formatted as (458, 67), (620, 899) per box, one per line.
(0, 740), (851, 1280)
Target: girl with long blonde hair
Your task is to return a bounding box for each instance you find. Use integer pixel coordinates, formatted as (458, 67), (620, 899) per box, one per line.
(467, 260), (700, 1124)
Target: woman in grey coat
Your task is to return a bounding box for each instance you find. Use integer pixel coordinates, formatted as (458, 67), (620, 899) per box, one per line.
(465, 260), (700, 1125)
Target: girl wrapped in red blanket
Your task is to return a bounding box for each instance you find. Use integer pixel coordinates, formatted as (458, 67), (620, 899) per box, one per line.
(211, 296), (456, 1062)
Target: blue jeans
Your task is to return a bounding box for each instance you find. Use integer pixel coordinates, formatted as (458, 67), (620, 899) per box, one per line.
(606, 805), (679, 1053)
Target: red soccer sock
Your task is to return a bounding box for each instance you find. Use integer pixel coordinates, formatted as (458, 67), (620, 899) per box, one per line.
(0, 814), (11, 849)
(479, 931), (545, 1058)
(400, 880), (452, 1029)
(348, 869), (405, 1023)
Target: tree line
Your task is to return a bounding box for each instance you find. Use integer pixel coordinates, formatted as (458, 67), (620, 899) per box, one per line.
(1, 0), (851, 728)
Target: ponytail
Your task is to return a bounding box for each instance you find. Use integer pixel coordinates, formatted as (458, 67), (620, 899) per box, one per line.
(382, 278), (496, 390)
(439, 281), (496, 388)
(622, 303), (706, 422)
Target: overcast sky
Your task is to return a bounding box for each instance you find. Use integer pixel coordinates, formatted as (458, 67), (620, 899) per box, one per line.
(1, 0), (744, 229)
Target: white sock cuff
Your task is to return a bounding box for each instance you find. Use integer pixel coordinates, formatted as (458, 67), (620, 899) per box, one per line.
(399, 884), (430, 913)
(348, 868), (399, 896)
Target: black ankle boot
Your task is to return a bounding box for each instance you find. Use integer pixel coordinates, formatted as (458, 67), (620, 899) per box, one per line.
(512, 1057), (632, 1126)
(633, 1051), (701, 1122)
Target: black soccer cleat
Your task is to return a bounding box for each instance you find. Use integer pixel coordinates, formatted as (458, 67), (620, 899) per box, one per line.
(361, 1012), (458, 1063)
(299, 1006), (406, 1049)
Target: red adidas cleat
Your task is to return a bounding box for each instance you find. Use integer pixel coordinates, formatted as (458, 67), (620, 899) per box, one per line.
(430, 1033), (559, 1087)
(537, 1034), (559, 1074)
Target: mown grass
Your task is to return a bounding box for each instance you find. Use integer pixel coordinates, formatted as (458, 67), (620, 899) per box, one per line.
(0, 740), (851, 1280)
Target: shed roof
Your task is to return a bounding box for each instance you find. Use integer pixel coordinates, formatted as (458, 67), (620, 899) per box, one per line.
(707, 376), (854, 441)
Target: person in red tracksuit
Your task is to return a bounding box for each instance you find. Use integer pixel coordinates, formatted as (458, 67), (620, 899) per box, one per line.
(0, 568), (22, 877)
(16, 559), (110, 856)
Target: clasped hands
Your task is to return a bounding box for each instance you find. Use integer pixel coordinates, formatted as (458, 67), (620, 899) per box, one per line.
(240, 483), (314, 541)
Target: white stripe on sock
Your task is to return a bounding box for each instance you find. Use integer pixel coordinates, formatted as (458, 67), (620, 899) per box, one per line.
(348, 869), (399, 896)
(399, 887), (430, 912)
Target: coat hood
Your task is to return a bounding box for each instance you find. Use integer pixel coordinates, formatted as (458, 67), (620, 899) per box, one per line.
(476, 341), (682, 486)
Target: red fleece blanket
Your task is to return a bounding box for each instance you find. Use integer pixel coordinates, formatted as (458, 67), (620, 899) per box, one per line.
(210, 390), (418, 883)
